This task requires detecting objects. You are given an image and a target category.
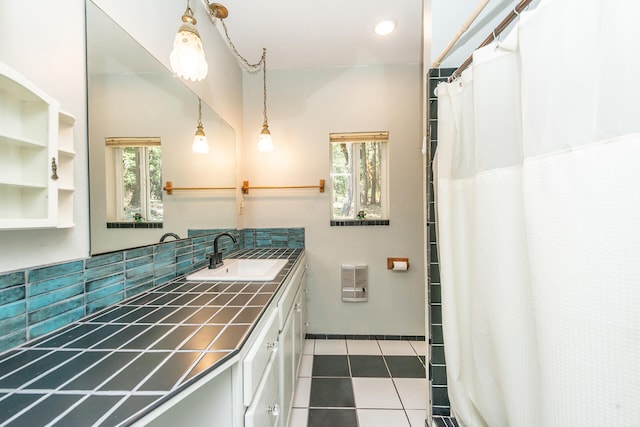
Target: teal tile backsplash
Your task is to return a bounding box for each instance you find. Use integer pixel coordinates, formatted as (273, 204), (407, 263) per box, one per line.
(0, 228), (304, 354)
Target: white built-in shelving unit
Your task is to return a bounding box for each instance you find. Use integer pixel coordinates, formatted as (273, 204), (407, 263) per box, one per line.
(0, 62), (75, 229)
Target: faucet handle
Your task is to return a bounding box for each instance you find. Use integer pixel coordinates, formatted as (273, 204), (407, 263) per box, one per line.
(206, 251), (224, 269)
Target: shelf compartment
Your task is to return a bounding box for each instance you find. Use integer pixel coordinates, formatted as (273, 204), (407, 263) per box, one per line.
(0, 185), (50, 220)
(55, 154), (74, 188)
(0, 75), (52, 145)
(57, 190), (75, 228)
(58, 110), (76, 154)
(0, 144), (49, 188)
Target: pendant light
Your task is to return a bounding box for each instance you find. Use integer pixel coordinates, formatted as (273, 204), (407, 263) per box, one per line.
(170, 1), (209, 81)
(192, 98), (210, 153)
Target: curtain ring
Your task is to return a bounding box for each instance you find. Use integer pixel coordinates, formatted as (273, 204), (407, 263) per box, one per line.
(492, 30), (501, 49)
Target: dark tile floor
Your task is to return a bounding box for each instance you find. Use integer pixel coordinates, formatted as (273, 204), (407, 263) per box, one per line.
(288, 339), (428, 427)
(432, 416), (460, 427)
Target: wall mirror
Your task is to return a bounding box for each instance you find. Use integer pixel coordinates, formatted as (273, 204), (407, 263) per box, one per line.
(87, 1), (237, 254)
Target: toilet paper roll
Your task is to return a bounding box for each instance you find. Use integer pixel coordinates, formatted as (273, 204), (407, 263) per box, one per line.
(392, 261), (408, 271)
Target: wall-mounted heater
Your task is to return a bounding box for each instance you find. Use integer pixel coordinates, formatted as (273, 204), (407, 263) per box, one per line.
(341, 264), (368, 302)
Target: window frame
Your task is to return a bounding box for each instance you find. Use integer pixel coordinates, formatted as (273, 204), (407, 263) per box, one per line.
(329, 131), (389, 222)
(105, 137), (163, 223)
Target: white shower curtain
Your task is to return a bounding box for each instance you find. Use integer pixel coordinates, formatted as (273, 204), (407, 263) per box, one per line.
(435, 0), (640, 425)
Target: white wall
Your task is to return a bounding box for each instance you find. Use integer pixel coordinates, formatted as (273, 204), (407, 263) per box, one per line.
(241, 65), (425, 335)
(0, 0), (89, 272)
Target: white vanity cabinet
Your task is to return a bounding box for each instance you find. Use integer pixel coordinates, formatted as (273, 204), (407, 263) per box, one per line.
(0, 62), (75, 229)
(244, 255), (308, 427)
(137, 254), (308, 427)
(279, 264), (307, 427)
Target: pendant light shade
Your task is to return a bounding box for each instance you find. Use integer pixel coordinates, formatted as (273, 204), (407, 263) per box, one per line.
(192, 124), (210, 153)
(258, 124), (273, 152)
(170, 4), (208, 81)
(192, 99), (210, 153)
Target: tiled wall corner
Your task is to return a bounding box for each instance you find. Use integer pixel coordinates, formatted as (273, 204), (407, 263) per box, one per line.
(428, 67), (455, 415)
(0, 227), (305, 354)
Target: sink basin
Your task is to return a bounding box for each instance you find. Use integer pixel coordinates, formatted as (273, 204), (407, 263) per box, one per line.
(186, 258), (288, 282)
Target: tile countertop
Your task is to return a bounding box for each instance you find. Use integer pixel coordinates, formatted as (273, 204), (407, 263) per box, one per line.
(0, 248), (304, 427)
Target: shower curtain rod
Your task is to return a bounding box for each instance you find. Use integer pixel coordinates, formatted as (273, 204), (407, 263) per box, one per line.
(432, 0), (490, 68)
(448, 0), (533, 83)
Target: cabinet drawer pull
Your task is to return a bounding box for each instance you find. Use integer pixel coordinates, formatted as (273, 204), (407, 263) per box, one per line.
(268, 403), (280, 416)
(266, 341), (279, 352)
(295, 303), (302, 312)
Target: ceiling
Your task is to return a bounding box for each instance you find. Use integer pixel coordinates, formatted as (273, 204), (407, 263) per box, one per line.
(199, 0), (423, 70)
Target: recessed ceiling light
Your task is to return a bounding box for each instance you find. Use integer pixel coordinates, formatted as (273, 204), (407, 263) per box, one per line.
(374, 19), (397, 36)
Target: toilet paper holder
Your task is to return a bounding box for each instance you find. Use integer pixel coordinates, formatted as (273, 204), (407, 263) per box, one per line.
(387, 257), (409, 270)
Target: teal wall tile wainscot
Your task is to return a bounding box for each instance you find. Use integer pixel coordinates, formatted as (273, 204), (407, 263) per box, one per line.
(0, 228), (304, 354)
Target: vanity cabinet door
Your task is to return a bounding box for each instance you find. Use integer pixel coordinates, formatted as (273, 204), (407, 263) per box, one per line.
(293, 266), (308, 376)
(245, 353), (280, 427)
(277, 259), (305, 330)
(279, 304), (296, 427)
(243, 309), (280, 406)
(279, 262), (307, 427)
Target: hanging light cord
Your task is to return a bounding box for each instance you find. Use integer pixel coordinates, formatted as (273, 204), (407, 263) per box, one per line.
(261, 49), (268, 127)
(217, 18), (264, 71)
(197, 98), (203, 126)
(204, 0), (269, 127)
(218, 20), (269, 127)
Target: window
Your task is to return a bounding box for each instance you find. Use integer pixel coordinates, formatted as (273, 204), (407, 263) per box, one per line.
(330, 131), (388, 221)
(105, 137), (163, 222)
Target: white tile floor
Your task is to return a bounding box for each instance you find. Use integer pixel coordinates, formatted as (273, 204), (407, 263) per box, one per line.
(288, 339), (428, 427)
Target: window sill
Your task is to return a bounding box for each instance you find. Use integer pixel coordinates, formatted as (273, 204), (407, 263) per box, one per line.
(330, 219), (390, 227)
(106, 222), (163, 229)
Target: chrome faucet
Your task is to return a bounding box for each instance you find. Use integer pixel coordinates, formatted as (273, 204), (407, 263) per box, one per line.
(208, 232), (238, 269)
(159, 232), (180, 242)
